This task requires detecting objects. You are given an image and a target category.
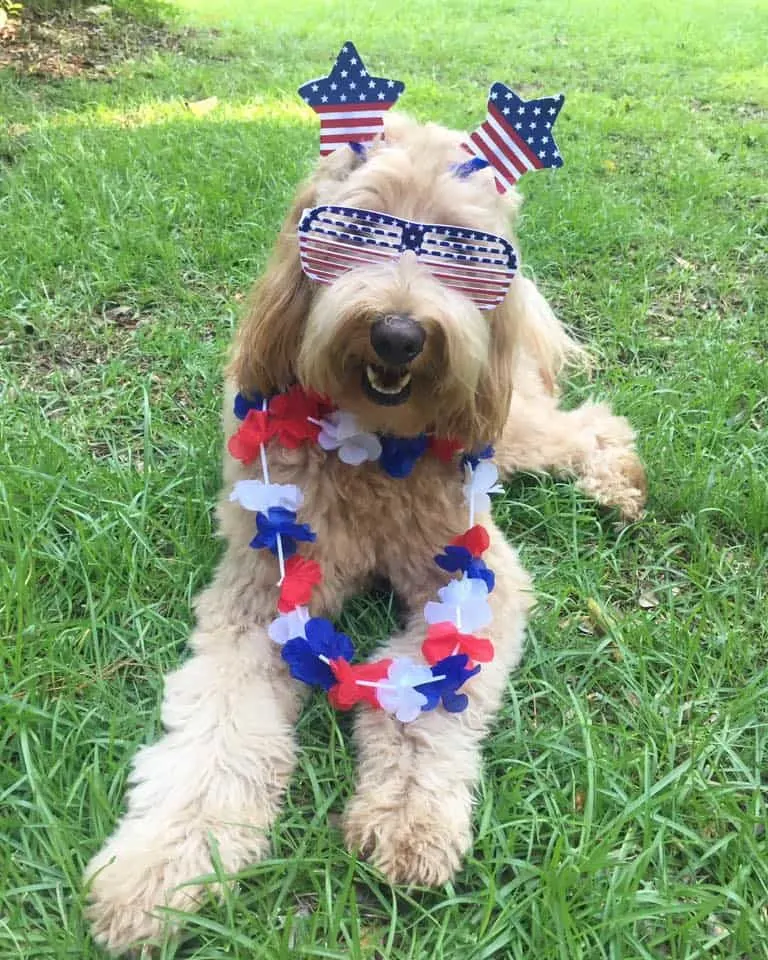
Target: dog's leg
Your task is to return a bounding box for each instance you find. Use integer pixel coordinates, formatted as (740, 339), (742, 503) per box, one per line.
(84, 548), (310, 955)
(495, 377), (647, 521)
(344, 526), (533, 886)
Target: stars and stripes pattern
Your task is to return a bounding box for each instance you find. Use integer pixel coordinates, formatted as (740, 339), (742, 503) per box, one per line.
(462, 83), (565, 193)
(298, 205), (518, 310)
(298, 41), (405, 156)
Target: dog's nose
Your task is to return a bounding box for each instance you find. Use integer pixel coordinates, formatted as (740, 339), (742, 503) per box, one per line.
(370, 314), (425, 366)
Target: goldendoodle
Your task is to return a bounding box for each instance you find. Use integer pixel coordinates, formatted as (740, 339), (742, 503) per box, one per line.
(85, 50), (646, 954)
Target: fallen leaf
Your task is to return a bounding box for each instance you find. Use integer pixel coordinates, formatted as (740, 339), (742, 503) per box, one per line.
(186, 96), (219, 116)
(103, 304), (141, 327)
(638, 590), (660, 609)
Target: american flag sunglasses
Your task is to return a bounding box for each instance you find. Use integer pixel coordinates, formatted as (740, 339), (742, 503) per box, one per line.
(297, 205), (518, 310)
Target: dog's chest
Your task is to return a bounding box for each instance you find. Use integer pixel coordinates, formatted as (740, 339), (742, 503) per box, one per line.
(268, 445), (467, 555)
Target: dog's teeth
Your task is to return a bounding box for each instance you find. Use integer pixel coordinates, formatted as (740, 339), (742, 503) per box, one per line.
(365, 365), (412, 394)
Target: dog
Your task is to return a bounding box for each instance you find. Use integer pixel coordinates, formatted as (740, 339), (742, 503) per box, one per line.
(84, 106), (646, 953)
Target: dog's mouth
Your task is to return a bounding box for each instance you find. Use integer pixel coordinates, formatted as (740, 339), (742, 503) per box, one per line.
(362, 363), (412, 406)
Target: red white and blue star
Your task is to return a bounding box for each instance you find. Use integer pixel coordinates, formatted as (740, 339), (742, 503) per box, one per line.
(298, 41), (405, 156)
(462, 82), (565, 193)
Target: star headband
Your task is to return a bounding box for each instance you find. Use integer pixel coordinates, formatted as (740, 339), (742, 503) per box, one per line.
(299, 41), (565, 192)
(298, 41), (405, 156)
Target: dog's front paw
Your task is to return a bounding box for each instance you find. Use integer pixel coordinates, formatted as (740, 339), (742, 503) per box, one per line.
(84, 833), (216, 955)
(344, 785), (472, 886)
(574, 403), (647, 522)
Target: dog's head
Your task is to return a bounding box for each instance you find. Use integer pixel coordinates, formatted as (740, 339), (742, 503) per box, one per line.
(230, 115), (526, 447)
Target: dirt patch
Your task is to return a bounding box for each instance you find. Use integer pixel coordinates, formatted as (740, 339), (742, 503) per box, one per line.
(0, 7), (187, 80)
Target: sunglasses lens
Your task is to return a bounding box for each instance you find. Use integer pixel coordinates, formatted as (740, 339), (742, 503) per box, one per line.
(419, 229), (517, 308)
(299, 207), (401, 283)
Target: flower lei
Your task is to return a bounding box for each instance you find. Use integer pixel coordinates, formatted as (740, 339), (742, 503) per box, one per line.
(228, 385), (504, 722)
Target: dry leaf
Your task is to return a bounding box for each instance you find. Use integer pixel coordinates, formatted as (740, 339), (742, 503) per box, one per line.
(638, 590), (660, 609)
(186, 96), (219, 116)
(103, 304), (141, 327)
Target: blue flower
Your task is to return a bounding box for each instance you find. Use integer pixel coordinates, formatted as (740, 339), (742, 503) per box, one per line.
(466, 557), (495, 592)
(281, 617), (355, 690)
(434, 544), (472, 574)
(462, 445), (495, 470)
(378, 434), (429, 478)
(233, 391), (265, 420)
(282, 638), (334, 689)
(250, 507), (316, 557)
(304, 617), (355, 661)
(434, 546), (495, 592)
(415, 654), (481, 713)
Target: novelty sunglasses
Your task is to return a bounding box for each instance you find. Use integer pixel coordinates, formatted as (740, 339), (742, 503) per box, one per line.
(298, 205), (519, 310)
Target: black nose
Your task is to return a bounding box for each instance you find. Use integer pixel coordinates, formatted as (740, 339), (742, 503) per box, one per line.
(370, 314), (425, 366)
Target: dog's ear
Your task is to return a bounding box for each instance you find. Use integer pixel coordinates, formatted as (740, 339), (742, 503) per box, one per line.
(228, 181), (316, 396)
(461, 277), (584, 447)
(228, 147), (369, 396)
(463, 296), (517, 448)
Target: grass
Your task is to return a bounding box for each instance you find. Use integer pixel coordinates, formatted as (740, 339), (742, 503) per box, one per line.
(1, 0), (766, 956)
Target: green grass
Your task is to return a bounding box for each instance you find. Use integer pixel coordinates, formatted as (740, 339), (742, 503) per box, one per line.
(1, 0), (767, 956)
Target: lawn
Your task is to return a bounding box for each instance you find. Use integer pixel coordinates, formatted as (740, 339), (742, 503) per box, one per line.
(1, 0), (766, 956)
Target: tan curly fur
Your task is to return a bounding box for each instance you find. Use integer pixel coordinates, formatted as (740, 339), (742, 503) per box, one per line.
(84, 114), (646, 954)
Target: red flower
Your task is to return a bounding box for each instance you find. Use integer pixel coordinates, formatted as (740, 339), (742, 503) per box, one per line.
(227, 410), (270, 465)
(422, 622), (494, 666)
(305, 389), (336, 418)
(328, 658), (393, 710)
(428, 436), (464, 463)
(278, 555), (323, 613)
(451, 524), (490, 557)
(268, 386), (324, 448)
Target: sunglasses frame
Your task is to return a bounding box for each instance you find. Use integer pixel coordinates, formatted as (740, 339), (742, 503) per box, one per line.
(297, 205), (518, 310)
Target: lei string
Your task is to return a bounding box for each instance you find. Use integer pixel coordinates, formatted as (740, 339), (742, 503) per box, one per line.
(228, 386), (502, 722)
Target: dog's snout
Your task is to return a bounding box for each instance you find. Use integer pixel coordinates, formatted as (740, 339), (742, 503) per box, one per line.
(370, 314), (425, 366)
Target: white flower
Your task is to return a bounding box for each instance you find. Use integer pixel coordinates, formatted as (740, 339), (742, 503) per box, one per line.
(230, 479), (303, 513)
(424, 576), (492, 632)
(317, 411), (382, 466)
(268, 607), (309, 646)
(463, 461), (503, 515)
(375, 657), (432, 722)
